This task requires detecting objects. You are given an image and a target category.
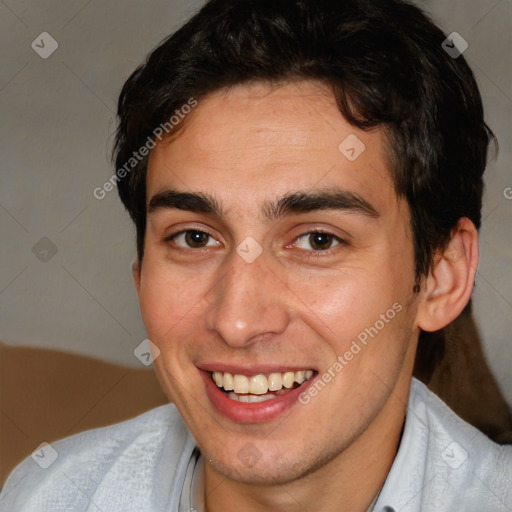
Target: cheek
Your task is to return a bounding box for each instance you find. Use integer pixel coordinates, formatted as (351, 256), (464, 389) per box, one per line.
(138, 264), (186, 337)
(295, 271), (392, 326)
(138, 260), (217, 347)
(293, 267), (412, 361)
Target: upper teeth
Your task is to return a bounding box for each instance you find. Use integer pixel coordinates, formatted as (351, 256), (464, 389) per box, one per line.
(212, 370), (314, 395)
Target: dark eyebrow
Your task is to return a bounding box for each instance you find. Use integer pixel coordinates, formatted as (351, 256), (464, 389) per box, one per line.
(147, 188), (379, 220)
(262, 190), (379, 220)
(148, 190), (224, 217)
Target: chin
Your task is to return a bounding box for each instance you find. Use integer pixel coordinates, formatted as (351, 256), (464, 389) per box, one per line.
(209, 455), (304, 485)
(204, 436), (346, 486)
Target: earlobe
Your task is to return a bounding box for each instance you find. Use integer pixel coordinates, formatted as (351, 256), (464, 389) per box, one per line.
(132, 259), (141, 294)
(417, 217), (479, 332)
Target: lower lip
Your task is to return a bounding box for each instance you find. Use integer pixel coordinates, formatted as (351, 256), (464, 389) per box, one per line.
(201, 371), (316, 423)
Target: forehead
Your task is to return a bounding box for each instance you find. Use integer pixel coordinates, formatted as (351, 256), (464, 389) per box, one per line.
(146, 80), (399, 217)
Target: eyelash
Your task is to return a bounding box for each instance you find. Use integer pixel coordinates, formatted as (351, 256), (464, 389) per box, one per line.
(164, 228), (346, 256)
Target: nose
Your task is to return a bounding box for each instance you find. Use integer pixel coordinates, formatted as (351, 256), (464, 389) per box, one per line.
(204, 250), (290, 348)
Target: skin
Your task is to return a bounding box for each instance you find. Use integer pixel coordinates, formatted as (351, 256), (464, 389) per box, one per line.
(133, 80), (479, 512)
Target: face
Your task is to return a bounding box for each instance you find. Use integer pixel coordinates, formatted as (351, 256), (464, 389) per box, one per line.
(136, 81), (420, 485)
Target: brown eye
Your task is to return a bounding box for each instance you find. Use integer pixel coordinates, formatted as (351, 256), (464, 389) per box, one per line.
(308, 232), (334, 250)
(295, 232), (342, 251)
(185, 230), (209, 247)
(171, 230), (219, 249)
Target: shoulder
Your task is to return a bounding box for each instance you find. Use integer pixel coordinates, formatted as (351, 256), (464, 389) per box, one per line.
(416, 379), (512, 508)
(0, 404), (196, 512)
(378, 378), (512, 512)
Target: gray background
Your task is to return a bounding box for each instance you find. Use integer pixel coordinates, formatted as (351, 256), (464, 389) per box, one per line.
(1, 1), (511, 403)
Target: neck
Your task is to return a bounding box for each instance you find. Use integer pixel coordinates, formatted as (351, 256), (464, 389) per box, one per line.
(204, 368), (414, 512)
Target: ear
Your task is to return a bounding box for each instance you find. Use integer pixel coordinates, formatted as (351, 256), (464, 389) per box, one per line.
(132, 259), (141, 295)
(416, 217), (479, 332)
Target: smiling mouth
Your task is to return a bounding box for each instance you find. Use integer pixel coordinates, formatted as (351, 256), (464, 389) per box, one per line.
(211, 370), (316, 403)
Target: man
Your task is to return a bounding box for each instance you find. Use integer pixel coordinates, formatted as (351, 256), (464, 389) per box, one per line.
(1, 0), (511, 510)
